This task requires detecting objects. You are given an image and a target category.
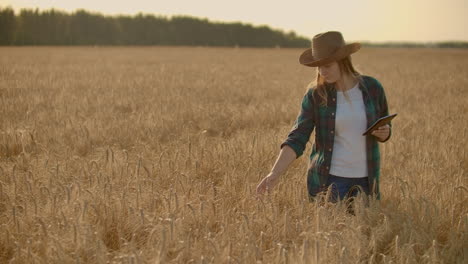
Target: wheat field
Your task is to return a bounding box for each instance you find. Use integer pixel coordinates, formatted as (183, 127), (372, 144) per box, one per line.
(0, 46), (467, 263)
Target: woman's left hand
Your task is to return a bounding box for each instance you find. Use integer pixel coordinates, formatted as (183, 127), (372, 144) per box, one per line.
(371, 124), (390, 141)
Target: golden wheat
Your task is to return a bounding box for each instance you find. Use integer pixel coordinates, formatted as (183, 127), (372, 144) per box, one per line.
(0, 46), (467, 263)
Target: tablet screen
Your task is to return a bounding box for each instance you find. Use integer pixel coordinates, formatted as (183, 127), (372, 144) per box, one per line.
(363, 113), (397, 136)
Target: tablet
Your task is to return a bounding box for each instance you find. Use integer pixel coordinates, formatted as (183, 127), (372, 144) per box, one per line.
(362, 113), (397, 136)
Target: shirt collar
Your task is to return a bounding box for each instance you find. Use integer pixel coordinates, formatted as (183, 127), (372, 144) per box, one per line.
(325, 76), (369, 103)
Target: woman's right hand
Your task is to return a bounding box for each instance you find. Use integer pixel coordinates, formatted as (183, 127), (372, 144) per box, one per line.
(256, 172), (280, 196)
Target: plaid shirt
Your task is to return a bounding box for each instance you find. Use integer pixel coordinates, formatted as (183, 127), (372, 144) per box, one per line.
(281, 75), (392, 199)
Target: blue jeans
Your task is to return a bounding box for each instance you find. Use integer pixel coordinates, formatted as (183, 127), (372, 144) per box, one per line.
(326, 174), (370, 203)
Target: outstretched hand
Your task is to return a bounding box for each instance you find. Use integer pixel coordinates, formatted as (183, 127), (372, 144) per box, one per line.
(256, 173), (280, 197)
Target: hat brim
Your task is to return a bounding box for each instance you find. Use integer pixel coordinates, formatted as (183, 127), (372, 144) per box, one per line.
(299, 43), (361, 67)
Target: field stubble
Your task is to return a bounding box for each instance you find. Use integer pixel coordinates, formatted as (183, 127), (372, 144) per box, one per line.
(0, 46), (467, 263)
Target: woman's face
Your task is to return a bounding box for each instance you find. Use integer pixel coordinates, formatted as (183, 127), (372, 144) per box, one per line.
(318, 61), (341, 83)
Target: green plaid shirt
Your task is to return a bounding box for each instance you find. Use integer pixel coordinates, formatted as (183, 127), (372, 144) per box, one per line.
(281, 75), (392, 199)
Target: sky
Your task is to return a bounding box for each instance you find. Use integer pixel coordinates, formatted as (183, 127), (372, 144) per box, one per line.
(1, 0), (467, 43)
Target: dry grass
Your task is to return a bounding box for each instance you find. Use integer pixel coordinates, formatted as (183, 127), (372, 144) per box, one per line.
(0, 46), (467, 263)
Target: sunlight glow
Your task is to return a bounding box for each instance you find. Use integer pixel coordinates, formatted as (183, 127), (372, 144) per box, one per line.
(2, 0), (467, 42)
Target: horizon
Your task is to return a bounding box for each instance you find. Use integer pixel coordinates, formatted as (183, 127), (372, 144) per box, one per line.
(2, 0), (467, 43)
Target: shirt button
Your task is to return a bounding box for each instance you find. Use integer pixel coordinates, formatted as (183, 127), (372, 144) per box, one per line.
(326, 166), (329, 169)
(331, 112), (335, 116)
(330, 130), (334, 134)
(328, 148), (332, 151)
(332, 98), (336, 101)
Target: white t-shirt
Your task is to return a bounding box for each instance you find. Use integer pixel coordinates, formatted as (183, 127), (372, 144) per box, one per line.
(329, 83), (368, 178)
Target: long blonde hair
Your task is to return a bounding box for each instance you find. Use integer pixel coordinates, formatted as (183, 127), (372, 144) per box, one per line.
(309, 56), (364, 107)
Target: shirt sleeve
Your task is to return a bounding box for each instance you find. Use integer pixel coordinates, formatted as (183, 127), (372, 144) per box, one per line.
(280, 88), (316, 158)
(376, 79), (392, 143)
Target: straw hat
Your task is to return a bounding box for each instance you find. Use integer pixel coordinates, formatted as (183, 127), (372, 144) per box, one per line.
(299, 31), (361, 67)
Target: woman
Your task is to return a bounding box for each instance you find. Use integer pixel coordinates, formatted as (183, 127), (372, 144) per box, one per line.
(256, 31), (392, 205)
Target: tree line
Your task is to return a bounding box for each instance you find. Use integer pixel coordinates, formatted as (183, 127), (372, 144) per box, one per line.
(0, 7), (310, 47)
(1, 7), (467, 48)
(360, 41), (468, 49)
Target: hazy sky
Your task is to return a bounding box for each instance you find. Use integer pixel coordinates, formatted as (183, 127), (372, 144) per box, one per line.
(2, 0), (467, 42)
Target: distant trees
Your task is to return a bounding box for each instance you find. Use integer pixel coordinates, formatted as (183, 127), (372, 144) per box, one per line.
(2, 7), (466, 48)
(360, 41), (468, 49)
(0, 7), (15, 45)
(0, 7), (311, 47)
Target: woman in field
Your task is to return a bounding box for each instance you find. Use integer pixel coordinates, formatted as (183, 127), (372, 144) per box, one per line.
(256, 31), (392, 207)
